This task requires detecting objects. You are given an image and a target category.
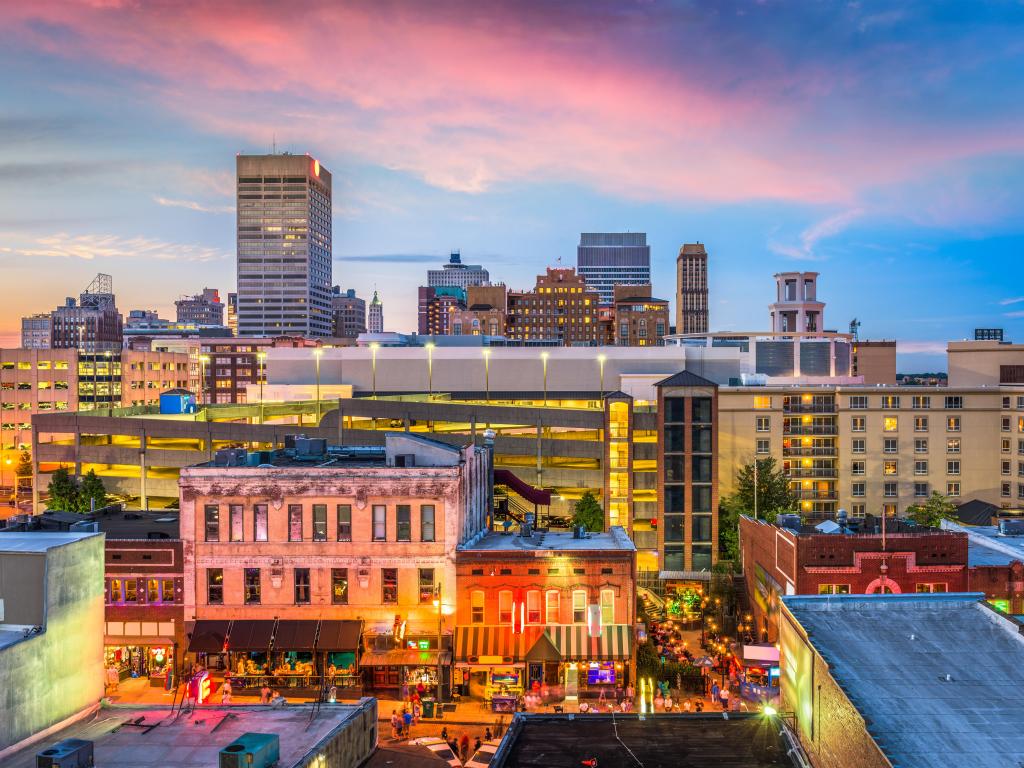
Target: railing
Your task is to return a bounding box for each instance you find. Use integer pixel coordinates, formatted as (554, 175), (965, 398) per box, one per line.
(788, 468), (838, 479)
(783, 447), (836, 457)
(783, 426), (837, 436)
(782, 403), (836, 414)
(792, 489), (837, 500)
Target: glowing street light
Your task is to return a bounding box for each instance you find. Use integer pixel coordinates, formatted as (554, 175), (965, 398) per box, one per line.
(597, 353), (607, 397)
(370, 343), (380, 399)
(313, 348), (324, 422)
(482, 349), (492, 403)
(540, 351), (549, 406)
(425, 342), (435, 399)
(198, 354), (210, 406)
(256, 351), (267, 403)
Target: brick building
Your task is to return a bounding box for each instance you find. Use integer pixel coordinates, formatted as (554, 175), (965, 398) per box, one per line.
(506, 268), (601, 346)
(417, 286), (466, 335)
(611, 285), (669, 347)
(453, 527), (636, 702)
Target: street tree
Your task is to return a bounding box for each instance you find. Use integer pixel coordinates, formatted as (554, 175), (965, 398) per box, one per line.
(734, 457), (797, 517)
(571, 490), (604, 532)
(905, 491), (958, 528)
(78, 469), (109, 514)
(46, 468), (79, 512)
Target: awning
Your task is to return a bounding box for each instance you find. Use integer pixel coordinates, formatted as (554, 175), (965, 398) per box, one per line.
(316, 620), (363, 652)
(524, 632), (561, 662)
(274, 620), (319, 651)
(543, 625), (632, 661)
(454, 626), (540, 663)
(227, 620), (276, 652)
(360, 649), (451, 667)
(187, 620), (230, 654)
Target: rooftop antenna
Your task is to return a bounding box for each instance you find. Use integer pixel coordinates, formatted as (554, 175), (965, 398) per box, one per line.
(272, 133), (276, 154)
(849, 318), (860, 341)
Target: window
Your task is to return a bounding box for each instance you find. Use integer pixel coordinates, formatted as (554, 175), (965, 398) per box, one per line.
(396, 505), (412, 542)
(1020, 461), (1024, 477)
(600, 589), (615, 625)
(294, 568), (311, 604)
(545, 590), (560, 623)
(1003, 460), (1012, 476)
(1020, 439), (1024, 456)
(498, 590), (513, 624)
(1004, 396), (1012, 409)
(851, 460), (865, 475)
(1020, 483), (1024, 500)
(884, 460), (898, 476)
(254, 504), (268, 542)
(229, 504), (243, 542)
(914, 460), (928, 475)
(312, 505), (327, 541)
(147, 579), (159, 603)
(753, 395), (771, 409)
(883, 503), (897, 518)
(817, 584), (850, 595)
(851, 416), (865, 432)
(124, 579), (138, 602)
(331, 568), (348, 604)
(204, 505), (220, 542)
(914, 482), (929, 498)
(421, 505), (435, 542)
(1002, 416), (1012, 432)
(914, 438), (928, 454)
(849, 395), (868, 409)
(419, 568), (435, 604)
(852, 503), (865, 516)
(883, 438), (898, 453)
(244, 568), (261, 605)
(336, 505), (352, 541)
(465, 589), (485, 624)
(572, 590), (587, 624)
(852, 438), (866, 454)
(881, 395), (900, 409)
(372, 505), (386, 541)
(288, 504), (303, 542)
(207, 569), (223, 605)
(944, 396), (963, 410)
(916, 583), (947, 593)
(109, 579), (123, 603)
(852, 482), (865, 497)
(1003, 481), (1012, 498)
(912, 396), (931, 409)
(1020, 416), (1024, 433)
(947, 460), (960, 475)
(755, 439), (769, 454)
(947, 438), (961, 454)
(382, 568), (398, 604)
(884, 482), (897, 498)
(1003, 438), (1012, 453)
(946, 416), (961, 432)
(883, 416), (898, 432)
(947, 482), (961, 497)
(755, 416), (770, 433)
(526, 591), (541, 624)
(914, 416), (928, 432)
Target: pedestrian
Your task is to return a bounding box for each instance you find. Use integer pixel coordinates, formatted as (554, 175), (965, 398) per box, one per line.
(626, 684), (635, 700)
(413, 700), (422, 726)
(474, 737), (482, 754)
(460, 734), (470, 762)
(720, 686), (730, 711)
(417, 680), (426, 700)
(402, 708), (413, 738)
(390, 710), (400, 740)
(484, 727), (492, 742)
(664, 693), (673, 712)
(260, 684), (272, 705)
(683, 699), (692, 712)
(221, 676), (232, 705)
(711, 681), (720, 703)
(441, 726), (449, 742)
(694, 698), (704, 713)
(449, 739), (459, 755)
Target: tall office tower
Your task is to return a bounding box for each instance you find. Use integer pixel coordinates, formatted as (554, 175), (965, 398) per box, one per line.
(236, 154), (333, 337)
(175, 288), (224, 326)
(367, 290), (384, 333)
(226, 293), (238, 336)
(49, 273), (123, 353)
(427, 251), (489, 290)
(21, 314), (51, 349)
(576, 233), (651, 306)
(675, 243), (709, 335)
(770, 271), (824, 334)
(331, 287), (367, 338)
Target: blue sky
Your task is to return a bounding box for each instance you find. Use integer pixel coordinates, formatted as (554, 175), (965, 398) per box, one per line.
(1, 0), (1023, 370)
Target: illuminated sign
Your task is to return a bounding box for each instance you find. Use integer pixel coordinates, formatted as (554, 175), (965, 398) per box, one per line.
(190, 670), (211, 704)
(313, 159), (320, 177)
(418, 640), (430, 650)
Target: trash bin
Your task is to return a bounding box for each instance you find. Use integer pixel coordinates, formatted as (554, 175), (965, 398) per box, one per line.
(422, 699), (435, 718)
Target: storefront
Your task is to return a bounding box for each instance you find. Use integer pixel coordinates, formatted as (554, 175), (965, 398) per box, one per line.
(541, 625), (633, 701)
(739, 644), (780, 703)
(361, 634), (450, 699)
(454, 626), (530, 707)
(105, 620), (180, 689)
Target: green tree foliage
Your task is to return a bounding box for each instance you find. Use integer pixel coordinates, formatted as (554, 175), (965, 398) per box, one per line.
(77, 469), (109, 514)
(46, 468), (79, 512)
(718, 457), (796, 562)
(636, 640), (662, 681)
(906, 491), (958, 528)
(571, 490), (604, 532)
(15, 450), (32, 483)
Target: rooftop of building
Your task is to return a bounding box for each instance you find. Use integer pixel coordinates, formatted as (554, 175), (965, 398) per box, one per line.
(493, 713), (802, 768)
(0, 531), (99, 553)
(743, 513), (949, 539)
(945, 520), (1024, 566)
(3, 702), (373, 768)
(782, 593), (1024, 768)
(0, 510), (181, 539)
(459, 526), (635, 553)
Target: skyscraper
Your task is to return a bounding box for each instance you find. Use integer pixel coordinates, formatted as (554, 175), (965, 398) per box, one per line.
(49, 273), (123, 353)
(175, 288), (224, 326)
(367, 290), (384, 333)
(576, 233), (651, 306)
(675, 243), (709, 335)
(236, 154), (333, 337)
(427, 251), (489, 289)
(331, 287), (367, 338)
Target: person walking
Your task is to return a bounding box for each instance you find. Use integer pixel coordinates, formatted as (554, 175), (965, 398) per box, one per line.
(710, 680), (720, 705)
(402, 708), (413, 738)
(720, 685), (730, 711)
(460, 733), (470, 762)
(441, 726), (449, 742)
(474, 737), (482, 754)
(390, 710), (400, 740)
(484, 726), (492, 741)
(221, 676), (232, 705)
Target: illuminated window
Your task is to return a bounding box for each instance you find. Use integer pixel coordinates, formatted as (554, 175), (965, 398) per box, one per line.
(382, 568), (398, 604)
(471, 590), (485, 624)
(600, 589), (615, 625)
(914, 416), (928, 432)
(207, 569), (223, 605)
(288, 504), (303, 542)
(753, 396), (771, 409)
(883, 416), (898, 432)
(332, 569), (348, 604)
(851, 416), (865, 432)
(947, 438), (961, 454)
(545, 590), (560, 623)
(884, 460), (898, 475)
(244, 568), (261, 605)
(916, 583), (947, 593)
(817, 584), (850, 595)
(572, 590), (587, 624)
(947, 482), (961, 497)
(946, 417), (961, 432)
(499, 590), (514, 624)
(526, 591), (541, 624)
(294, 568), (311, 604)
(109, 579), (123, 603)
(419, 568), (435, 604)
(881, 395), (900, 409)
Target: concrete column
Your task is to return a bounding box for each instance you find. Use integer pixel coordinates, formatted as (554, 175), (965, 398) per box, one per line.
(139, 450), (148, 512)
(536, 419), (543, 487)
(31, 425), (40, 515)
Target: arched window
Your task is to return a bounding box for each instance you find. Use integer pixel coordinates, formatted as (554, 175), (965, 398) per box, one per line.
(498, 590), (513, 624)
(471, 590), (485, 624)
(526, 590), (541, 624)
(600, 589), (615, 625)
(545, 590), (560, 624)
(572, 590), (587, 624)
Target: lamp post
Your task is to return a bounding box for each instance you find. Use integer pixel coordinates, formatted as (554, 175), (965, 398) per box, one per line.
(597, 353), (607, 397)
(198, 355), (210, 406)
(540, 352), (549, 406)
(256, 351), (267, 403)
(433, 582), (444, 702)
(482, 349), (492, 403)
(313, 348), (323, 423)
(425, 343), (435, 399)
(370, 343), (379, 399)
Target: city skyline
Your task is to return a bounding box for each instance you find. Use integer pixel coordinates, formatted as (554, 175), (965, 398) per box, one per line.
(2, 2), (1024, 368)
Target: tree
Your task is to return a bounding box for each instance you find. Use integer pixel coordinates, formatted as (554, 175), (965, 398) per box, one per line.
(46, 468), (79, 512)
(734, 457), (798, 518)
(636, 640), (662, 681)
(571, 490), (604, 532)
(14, 450), (31, 483)
(906, 491), (957, 528)
(78, 469), (109, 514)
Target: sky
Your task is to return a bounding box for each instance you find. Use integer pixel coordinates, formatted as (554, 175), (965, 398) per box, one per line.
(1, 1), (1023, 371)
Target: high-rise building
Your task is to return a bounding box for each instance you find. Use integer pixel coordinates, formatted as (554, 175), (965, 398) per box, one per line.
(20, 314), (51, 349)
(226, 293), (238, 336)
(417, 286), (465, 335)
(675, 243), (709, 335)
(576, 233), (651, 306)
(367, 290), (384, 333)
(611, 285), (670, 347)
(236, 154), (333, 338)
(49, 273), (123, 353)
(331, 287), (366, 339)
(770, 271), (824, 334)
(175, 288), (224, 326)
(427, 251), (489, 290)
(506, 267), (601, 346)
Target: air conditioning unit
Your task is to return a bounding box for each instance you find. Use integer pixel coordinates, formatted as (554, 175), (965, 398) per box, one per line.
(36, 738), (94, 768)
(219, 733), (280, 768)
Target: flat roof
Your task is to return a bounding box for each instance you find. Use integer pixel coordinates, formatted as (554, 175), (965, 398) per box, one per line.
(947, 522), (1024, 567)
(460, 526), (635, 553)
(782, 593), (1024, 768)
(495, 714), (802, 767)
(3, 703), (372, 768)
(0, 531), (100, 553)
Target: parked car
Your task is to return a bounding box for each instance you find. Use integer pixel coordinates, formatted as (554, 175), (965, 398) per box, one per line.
(465, 739), (502, 767)
(410, 737), (462, 767)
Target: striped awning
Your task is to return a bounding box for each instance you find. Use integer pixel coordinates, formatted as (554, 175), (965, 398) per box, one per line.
(543, 625), (632, 661)
(455, 626), (540, 663)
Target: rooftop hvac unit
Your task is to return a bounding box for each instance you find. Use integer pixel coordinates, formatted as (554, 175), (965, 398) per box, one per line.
(294, 437), (327, 459)
(36, 738), (94, 768)
(219, 733), (280, 768)
(283, 434), (307, 450)
(999, 519), (1024, 536)
(214, 448), (246, 467)
(776, 514), (802, 532)
(69, 520), (99, 533)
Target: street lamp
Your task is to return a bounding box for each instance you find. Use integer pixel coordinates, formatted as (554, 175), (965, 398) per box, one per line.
(369, 343), (380, 399)
(597, 353), (607, 397)
(482, 349), (492, 403)
(198, 355), (210, 406)
(313, 348), (323, 422)
(433, 582), (444, 702)
(540, 352), (549, 406)
(256, 351), (267, 403)
(425, 343), (435, 399)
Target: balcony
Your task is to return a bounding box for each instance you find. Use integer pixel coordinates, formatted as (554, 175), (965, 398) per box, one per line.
(783, 425), (837, 436)
(782, 447), (837, 458)
(792, 488), (838, 501)
(782, 403), (836, 414)
(788, 468), (838, 479)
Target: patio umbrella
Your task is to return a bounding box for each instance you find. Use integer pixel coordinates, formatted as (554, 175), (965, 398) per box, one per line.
(694, 657), (715, 668)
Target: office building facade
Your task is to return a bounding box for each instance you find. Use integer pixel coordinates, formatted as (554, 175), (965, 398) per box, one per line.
(331, 288), (366, 339)
(49, 273), (123, 353)
(175, 288), (224, 327)
(576, 233), (651, 307)
(236, 154), (333, 337)
(506, 268), (601, 346)
(427, 251), (489, 290)
(367, 291), (384, 333)
(675, 243), (709, 335)
(20, 314), (51, 350)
